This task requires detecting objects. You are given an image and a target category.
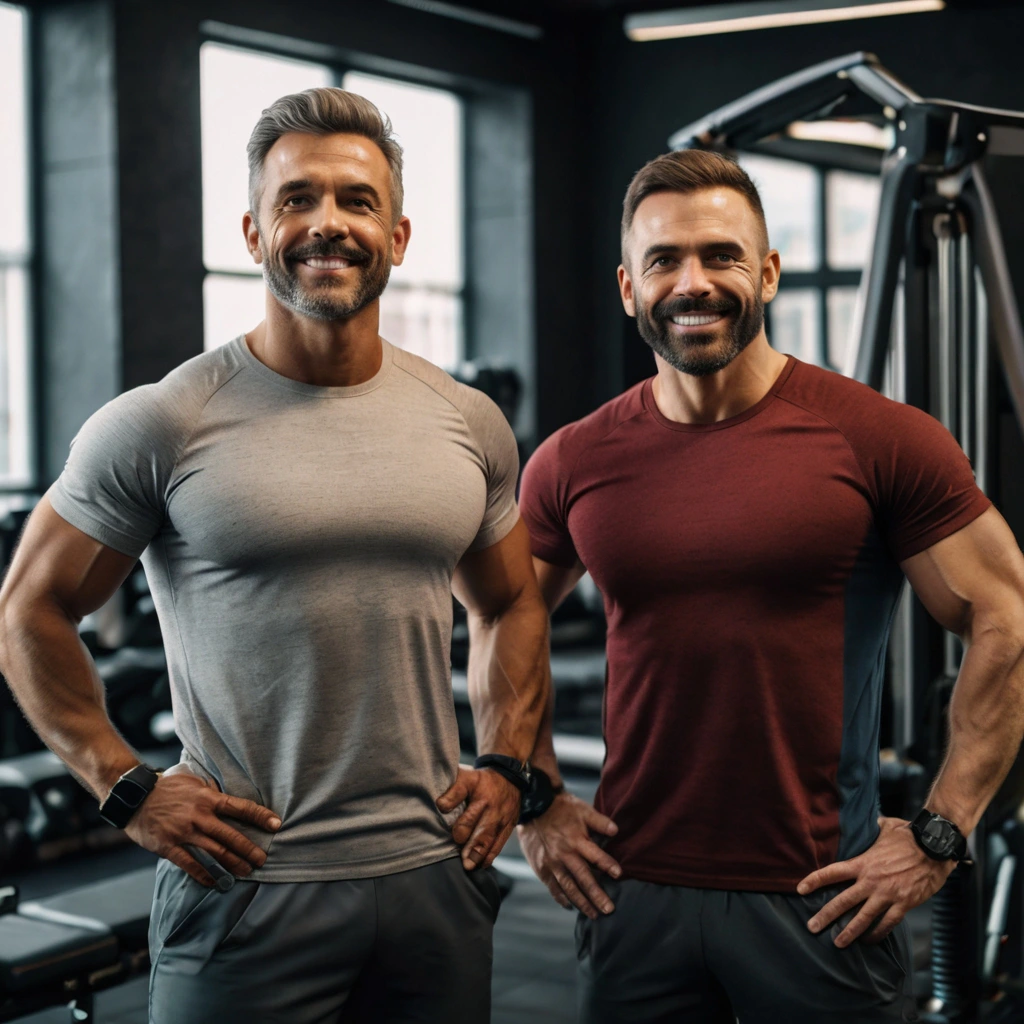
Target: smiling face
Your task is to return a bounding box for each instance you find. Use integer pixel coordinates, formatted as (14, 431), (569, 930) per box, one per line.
(618, 187), (780, 377)
(243, 131), (411, 323)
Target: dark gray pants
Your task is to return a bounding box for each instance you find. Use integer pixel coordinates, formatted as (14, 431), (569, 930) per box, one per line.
(577, 877), (917, 1024)
(148, 855), (501, 1024)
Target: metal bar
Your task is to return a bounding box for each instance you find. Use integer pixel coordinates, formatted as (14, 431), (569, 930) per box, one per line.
(958, 229), (974, 463)
(975, 266), (989, 494)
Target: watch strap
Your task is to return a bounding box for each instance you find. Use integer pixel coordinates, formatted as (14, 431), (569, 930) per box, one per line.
(99, 763), (161, 829)
(474, 754), (532, 794)
(518, 767), (564, 824)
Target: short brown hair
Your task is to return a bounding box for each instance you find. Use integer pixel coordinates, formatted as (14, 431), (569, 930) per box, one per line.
(621, 150), (768, 262)
(247, 87), (404, 224)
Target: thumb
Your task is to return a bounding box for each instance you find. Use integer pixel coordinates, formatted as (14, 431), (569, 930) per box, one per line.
(436, 770), (473, 812)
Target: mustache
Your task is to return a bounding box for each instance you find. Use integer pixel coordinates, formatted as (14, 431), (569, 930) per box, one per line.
(652, 296), (738, 321)
(284, 242), (372, 266)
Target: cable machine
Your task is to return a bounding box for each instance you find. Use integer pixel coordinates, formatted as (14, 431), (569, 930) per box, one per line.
(670, 52), (1024, 1023)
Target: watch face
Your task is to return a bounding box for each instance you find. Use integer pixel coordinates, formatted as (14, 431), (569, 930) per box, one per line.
(114, 777), (151, 809)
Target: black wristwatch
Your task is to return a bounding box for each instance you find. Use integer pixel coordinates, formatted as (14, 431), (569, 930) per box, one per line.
(518, 767), (565, 825)
(910, 809), (971, 863)
(99, 763), (161, 829)
(474, 754), (532, 794)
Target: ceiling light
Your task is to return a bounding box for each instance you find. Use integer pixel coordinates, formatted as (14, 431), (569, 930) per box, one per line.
(787, 119), (895, 148)
(625, 0), (945, 42)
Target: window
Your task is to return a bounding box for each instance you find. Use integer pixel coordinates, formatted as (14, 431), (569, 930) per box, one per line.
(739, 154), (880, 373)
(0, 3), (32, 487)
(200, 43), (465, 369)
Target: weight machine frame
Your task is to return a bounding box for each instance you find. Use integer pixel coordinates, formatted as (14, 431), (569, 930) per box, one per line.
(670, 52), (1024, 1023)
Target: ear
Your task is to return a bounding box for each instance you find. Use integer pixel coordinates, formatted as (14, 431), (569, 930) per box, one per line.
(761, 248), (781, 304)
(243, 212), (262, 266)
(617, 264), (637, 317)
(390, 215), (412, 267)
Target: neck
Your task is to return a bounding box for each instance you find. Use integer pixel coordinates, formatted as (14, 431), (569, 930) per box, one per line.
(651, 333), (789, 424)
(245, 291), (383, 387)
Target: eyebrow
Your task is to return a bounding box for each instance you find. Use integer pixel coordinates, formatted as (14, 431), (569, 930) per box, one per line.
(273, 179), (384, 207)
(641, 239), (746, 263)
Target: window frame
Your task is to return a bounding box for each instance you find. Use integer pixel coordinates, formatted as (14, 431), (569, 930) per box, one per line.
(199, 38), (470, 369)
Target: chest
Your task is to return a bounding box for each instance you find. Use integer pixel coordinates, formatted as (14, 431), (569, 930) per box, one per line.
(569, 425), (876, 603)
(163, 402), (488, 570)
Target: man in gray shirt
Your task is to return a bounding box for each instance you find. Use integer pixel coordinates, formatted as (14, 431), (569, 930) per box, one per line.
(0, 88), (550, 1022)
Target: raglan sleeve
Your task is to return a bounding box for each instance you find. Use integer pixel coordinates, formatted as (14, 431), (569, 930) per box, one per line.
(519, 428), (580, 569)
(866, 400), (991, 562)
(463, 389), (521, 553)
(48, 386), (180, 558)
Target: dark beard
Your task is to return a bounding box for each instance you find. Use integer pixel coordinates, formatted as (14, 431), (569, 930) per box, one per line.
(262, 239), (391, 322)
(635, 290), (764, 377)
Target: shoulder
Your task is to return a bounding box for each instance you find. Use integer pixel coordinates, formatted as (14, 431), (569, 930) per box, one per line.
(528, 381), (647, 477)
(73, 342), (245, 455)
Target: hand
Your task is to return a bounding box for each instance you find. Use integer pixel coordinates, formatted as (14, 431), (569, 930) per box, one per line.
(436, 766), (522, 870)
(797, 816), (956, 946)
(517, 791), (620, 920)
(125, 772), (281, 888)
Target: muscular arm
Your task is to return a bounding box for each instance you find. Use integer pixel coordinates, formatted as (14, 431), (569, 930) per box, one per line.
(0, 495), (140, 797)
(436, 519), (551, 868)
(800, 506), (1024, 945)
(0, 494), (279, 885)
(903, 505), (1024, 833)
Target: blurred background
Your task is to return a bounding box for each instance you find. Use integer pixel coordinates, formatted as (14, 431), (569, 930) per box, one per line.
(2, 1), (1024, 1022)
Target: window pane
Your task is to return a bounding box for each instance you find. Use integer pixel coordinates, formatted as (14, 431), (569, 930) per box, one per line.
(827, 171), (881, 270)
(739, 154), (819, 271)
(827, 286), (860, 371)
(379, 285), (462, 369)
(0, 4), (29, 256)
(201, 43), (331, 274)
(769, 289), (821, 364)
(343, 72), (463, 290)
(0, 267), (31, 483)
(204, 274), (265, 351)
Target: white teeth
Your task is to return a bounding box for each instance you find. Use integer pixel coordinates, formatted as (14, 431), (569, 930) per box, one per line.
(303, 257), (351, 269)
(672, 314), (722, 326)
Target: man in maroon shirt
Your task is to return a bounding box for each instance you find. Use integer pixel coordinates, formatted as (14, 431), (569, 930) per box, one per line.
(517, 150), (1024, 1022)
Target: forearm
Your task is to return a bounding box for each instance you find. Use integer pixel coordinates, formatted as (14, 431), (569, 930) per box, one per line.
(927, 626), (1024, 834)
(0, 597), (138, 799)
(467, 592), (551, 764)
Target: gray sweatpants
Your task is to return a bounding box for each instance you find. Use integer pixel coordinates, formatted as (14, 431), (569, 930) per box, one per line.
(148, 855), (501, 1024)
(577, 877), (917, 1024)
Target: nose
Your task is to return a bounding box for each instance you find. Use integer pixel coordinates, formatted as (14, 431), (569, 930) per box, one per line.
(671, 255), (713, 298)
(309, 196), (350, 242)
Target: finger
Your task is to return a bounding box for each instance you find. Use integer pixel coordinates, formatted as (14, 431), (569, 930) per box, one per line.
(436, 774), (472, 813)
(835, 898), (890, 948)
(202, 818), (268, 869)
(864, 906), (904, 945)
(216, 794), (281, 832)
(807, 883), (869, 934)
(797, 859), (859, 896)
(188, 833), (252, 877)
(541, 873), (572, 910)
(165, 845), (216, 888)
(563, 852), (615, 915)
(577, 838), (623, 879)
(552, 866), (599, 919)
(462, 816), (499, 868)
(478, 821), (517, 869)
(583, 807), (619, 837)
(451, 799), (487, 847)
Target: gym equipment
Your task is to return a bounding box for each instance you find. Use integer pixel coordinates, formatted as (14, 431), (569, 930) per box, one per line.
(672, 52), (1024, 1023)
(0, 866), (155, 1023)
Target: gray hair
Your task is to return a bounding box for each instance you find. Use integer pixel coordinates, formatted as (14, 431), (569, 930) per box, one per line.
(246, 87), (404, 224)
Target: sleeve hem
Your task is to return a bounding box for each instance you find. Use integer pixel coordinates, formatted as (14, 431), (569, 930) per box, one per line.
(467, 502), (520, 553)
(527, 538), (580, 569)
(48, 485), (152, 559)
(891, 494), (992, 563)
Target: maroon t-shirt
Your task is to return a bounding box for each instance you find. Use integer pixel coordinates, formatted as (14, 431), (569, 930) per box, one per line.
(520, 357), (990, 891)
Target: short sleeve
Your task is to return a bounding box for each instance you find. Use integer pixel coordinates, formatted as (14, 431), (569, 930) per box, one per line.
(48, 386), (182, 558)
(868, 403), (991, 562)
(461, 389), (521, 553)
(519, 430), (580, 568)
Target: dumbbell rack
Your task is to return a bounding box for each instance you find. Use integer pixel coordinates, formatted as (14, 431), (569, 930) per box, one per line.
(671, 52), (1024, 1024)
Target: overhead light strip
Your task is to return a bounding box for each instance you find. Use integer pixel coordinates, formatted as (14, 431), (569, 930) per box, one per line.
(625, 0), (945, 42)
(386, 0), (543, 40)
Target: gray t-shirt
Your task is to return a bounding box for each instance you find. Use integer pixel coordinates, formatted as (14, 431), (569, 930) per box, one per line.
(50, 336), (520, 881)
